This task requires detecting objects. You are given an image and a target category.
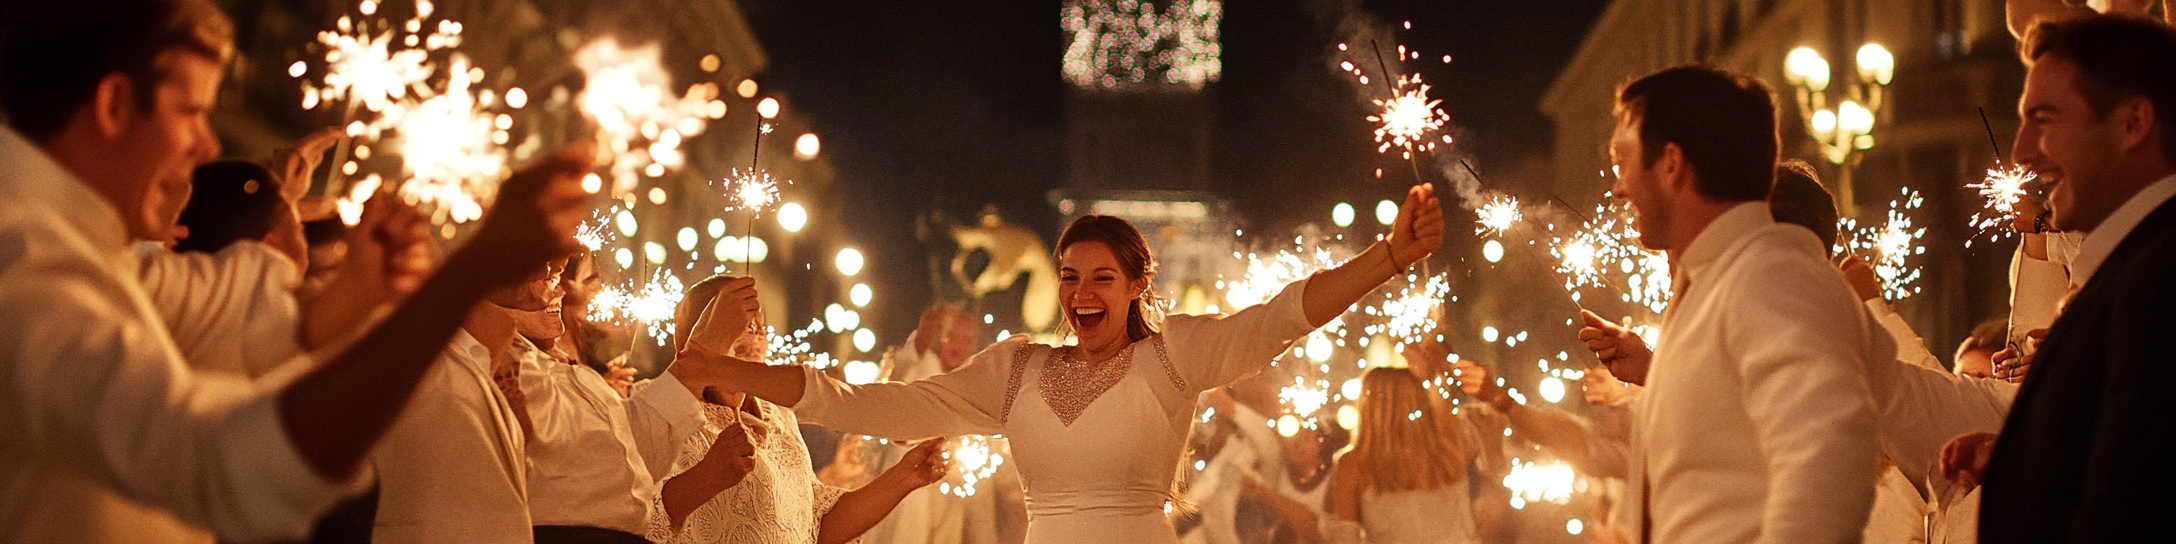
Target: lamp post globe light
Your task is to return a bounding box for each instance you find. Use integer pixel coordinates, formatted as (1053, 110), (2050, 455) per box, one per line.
(1783, 43), (1894, 214)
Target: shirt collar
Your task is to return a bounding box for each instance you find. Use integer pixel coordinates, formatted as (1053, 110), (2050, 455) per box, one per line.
(448, 329), (491, 373)
(2071, 173), (2176, 288)
(0, 126), (129, 253)
(1668, 201), (1773, 300)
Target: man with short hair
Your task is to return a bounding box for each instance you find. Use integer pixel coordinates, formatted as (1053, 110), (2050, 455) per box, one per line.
(1603, 65), (1883, 544)
(1945, 15), (2176, 542)
(0, 1), (593, 541)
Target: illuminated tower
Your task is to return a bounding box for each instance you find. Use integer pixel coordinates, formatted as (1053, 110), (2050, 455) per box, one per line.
(1060, 0), (1222, 192)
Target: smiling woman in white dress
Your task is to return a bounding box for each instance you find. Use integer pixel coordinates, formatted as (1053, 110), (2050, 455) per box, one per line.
(689, 184), (1445, 544)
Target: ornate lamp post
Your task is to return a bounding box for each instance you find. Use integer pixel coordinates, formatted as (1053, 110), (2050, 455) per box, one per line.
(1784, 43), (1894, 214)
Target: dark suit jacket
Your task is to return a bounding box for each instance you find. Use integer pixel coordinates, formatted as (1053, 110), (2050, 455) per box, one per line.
(1981, 196), (2176, 543)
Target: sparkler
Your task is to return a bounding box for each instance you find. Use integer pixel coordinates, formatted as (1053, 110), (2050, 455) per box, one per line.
(1362, 273), (1450, 345)
(1966, 164), (2036, 244)
(938, 436), (1007, 498)
(1502, 459), (1578, 507)
(392, 53), (505, 225)
(299, 0), (490, 221)
(574, 37), (721, 197)
(1368, 74), (1451, 158)
(1475, 195), (1522, 236)
(1837, 188), (1927, 301)
(589, 268), (686, 345)
(1553, 198), (1670, 313)
(1223, 245), (1342, 310)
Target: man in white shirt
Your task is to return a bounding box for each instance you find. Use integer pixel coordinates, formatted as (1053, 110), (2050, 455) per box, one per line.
(1602, 65), (1882, 544)
(0, 1), (595, 541)
(509, 262), (733, 544)
(1945, 16), (2176, 542)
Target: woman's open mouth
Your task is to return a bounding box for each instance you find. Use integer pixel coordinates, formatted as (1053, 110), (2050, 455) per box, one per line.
(1073, 306), (1107, 330)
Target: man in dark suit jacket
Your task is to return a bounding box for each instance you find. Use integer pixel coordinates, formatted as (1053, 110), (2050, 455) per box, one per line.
(1940, 14), (2176, 543)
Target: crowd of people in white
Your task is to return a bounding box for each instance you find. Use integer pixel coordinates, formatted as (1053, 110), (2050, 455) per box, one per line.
(1, 1), (2173, 544)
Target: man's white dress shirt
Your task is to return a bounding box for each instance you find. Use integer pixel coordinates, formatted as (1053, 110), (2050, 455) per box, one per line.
(1631, 202), (1882, 544)
(2069, 174), (2176, 290)
(517, 336), (705, 534)
(0, 127), (349, 543)
(371, 330), (532, 543)
(136, 240), (304, 379)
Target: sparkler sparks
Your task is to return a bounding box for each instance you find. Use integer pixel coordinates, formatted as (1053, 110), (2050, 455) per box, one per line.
(1966, 164), (2037, 244)
(1363, 273), (1450, 345)
(1475, 195), (1522, 236)
(721, 169), (783, 213)
(589, 269), (685, 345)
(1837, 188), (1927, 301)
(392, 54), (504, 224)
(1552, 199), (1670, 313)
(939, 436), (1007, 498)
(1223, 244), (1342, 310)
(1368, 75), (1451, 156)
(574, 37), (721, 197)
(1502, 459), (1578, 507)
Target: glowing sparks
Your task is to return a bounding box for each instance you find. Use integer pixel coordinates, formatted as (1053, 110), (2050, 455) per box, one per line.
(1475, 195), (1522, 236)
(1368, 75), (1450, 155)
(392, 54), (504, 224)
(299, 0), (452, 121)
(1502, 459), (1578, 506)
(1061, 0), (1222, 89)
(1362, 273), (1450, 345)
(720, 169), (784, 213)
(1553, 199), (1670, 313)
(1837, 188), (1927, 301)
(589, 269), (686, 345)
(939, 436), (1007, 498)
(1966, 164), (2037, 244)
(574, 37), (719, 196)
(1279, 376), (1331, 418)
(1224, 245), (1341, 310)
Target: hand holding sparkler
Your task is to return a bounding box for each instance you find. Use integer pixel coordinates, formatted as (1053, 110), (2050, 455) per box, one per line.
(1450, 360), (1514, 410)
(1577, 310), (1651, 386)
(1386, 182), (1447, 270)
(684, 277), (761, 358)
(270, 127), (345, 204)
(879, 439), (951, 492)
(1837, 254), (1883, 303)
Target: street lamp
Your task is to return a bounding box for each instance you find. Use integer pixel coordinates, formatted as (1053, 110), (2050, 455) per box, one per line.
(1784, 43), (1894, 213)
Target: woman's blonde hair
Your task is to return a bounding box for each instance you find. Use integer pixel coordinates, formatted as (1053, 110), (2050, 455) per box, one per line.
(1347, 367), (1467, 493)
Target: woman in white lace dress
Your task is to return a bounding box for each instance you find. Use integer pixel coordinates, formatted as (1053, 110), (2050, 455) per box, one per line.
(687, 185), (1446, 544)
(1324, 367), (1504, 544)
(652, 277), (947, 544)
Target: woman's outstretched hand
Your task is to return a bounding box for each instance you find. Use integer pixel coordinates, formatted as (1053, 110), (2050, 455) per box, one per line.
(1387, 182), (1446, 269)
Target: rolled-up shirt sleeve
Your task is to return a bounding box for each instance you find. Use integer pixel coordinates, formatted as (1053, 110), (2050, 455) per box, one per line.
(627, 371), (706, 483)
(794, 336), (1026, 440)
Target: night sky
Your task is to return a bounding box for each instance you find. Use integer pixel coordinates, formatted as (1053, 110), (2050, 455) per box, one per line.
(738, 0), (1610, 334)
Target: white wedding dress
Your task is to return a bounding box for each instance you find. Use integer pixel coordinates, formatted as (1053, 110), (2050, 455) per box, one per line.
(795, 280), (1316, 544)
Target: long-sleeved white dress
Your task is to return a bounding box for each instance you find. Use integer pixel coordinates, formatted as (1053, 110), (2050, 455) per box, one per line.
(794, 279), (1316, 544)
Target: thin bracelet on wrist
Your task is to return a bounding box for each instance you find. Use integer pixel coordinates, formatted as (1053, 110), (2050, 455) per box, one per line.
(2032, 210), (2053, 234)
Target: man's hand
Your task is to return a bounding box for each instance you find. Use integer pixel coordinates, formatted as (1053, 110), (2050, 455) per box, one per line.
(460, 145), (595, 287)
(685, 277), (759, 357)
(1386, 182), (1447, 268)
(1837, 254), (1882, 302)
(270, 127), (343, 204)
(877, 439), (949, 492)
(1940, 432), (2000, 489)
(1578, 309), (1653, 386)
(1991, 328), (2047, 383)
(1452, 360), (1513, 408)
(2010, 192), (2050, 234)
(603, 355), (636, 398)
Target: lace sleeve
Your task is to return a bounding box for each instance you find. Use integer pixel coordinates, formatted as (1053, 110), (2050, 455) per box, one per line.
(810, 483), (856, 544)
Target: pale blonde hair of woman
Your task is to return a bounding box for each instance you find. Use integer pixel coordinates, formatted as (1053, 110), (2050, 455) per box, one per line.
(1345, 367), (1468, 492)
